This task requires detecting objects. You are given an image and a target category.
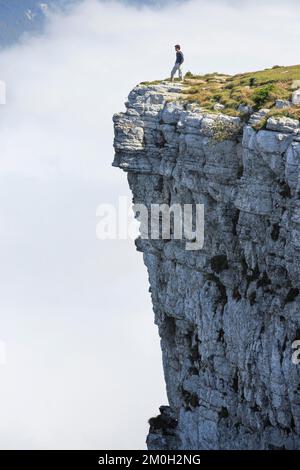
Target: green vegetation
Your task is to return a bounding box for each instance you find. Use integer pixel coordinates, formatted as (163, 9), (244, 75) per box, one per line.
(140, 79), (164, 86)
(181, 65), (300, 116)
(252, 84), (276, 107)
(210, 119), (242, 142)
(139, 65), (300, 126)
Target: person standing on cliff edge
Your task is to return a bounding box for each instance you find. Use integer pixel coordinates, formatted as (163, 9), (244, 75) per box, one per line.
(170, 45), (184, 82)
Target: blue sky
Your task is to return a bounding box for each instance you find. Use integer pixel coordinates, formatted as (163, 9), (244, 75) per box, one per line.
(0, 0), (299, 450)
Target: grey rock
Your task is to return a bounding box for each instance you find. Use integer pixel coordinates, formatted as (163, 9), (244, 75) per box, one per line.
(292, 80), (300, 91)
(113, 84), (300, 450)
(292, 89), (300, 105)
(266, 116), (300, 134)
(256, 130), (293, 155)
(248, 109), (270, 126)
(214, 103), (225, 111)
(275, 99), (291, 109)
(238, 104), (253, 115)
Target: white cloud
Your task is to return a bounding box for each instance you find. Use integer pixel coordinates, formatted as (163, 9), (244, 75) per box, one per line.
(0, 0), (299, 450)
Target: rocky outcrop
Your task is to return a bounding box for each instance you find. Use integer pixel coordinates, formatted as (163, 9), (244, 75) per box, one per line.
(113, 83), (300, 450)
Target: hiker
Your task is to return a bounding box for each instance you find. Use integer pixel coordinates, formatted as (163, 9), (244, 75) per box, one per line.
(171, 44), (184, 82)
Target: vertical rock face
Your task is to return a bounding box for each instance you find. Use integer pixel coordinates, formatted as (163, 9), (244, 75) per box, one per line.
(113, 83), (300, 450)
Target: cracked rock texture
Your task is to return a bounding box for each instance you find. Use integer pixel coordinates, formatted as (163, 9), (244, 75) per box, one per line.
(113, 83), (300, 450)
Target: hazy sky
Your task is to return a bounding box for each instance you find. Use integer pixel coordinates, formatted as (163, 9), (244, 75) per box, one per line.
(0, 0), (299, 450)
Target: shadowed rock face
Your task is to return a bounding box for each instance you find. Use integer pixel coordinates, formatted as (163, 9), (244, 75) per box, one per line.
(113, 83), (300, 450)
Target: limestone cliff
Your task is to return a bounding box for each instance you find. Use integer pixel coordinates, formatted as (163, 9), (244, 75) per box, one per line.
(113, 82), (300, 450)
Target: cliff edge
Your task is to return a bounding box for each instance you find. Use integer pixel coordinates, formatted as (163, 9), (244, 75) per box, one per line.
(113, 77), (300, 450)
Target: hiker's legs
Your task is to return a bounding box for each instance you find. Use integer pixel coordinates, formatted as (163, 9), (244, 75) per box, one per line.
(170, 64), (178, 81)
(171, 63), (183, 81)
(178, 64), (183, 80)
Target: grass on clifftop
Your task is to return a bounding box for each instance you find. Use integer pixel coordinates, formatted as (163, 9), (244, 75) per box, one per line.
(183, 65), (300, 118)
(141, 65), (300, 122)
